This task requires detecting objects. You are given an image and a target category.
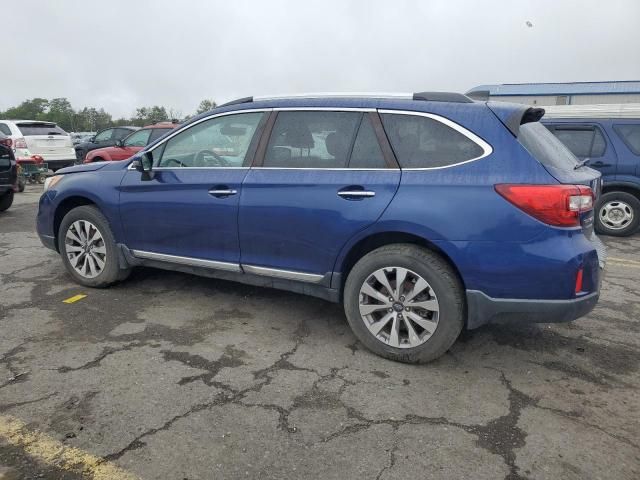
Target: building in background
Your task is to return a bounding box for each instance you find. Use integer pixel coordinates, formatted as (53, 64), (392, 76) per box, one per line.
(466, 81), (640, 106)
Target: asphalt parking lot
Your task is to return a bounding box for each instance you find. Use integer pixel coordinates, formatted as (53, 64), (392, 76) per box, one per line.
(0, 185), (638, 480)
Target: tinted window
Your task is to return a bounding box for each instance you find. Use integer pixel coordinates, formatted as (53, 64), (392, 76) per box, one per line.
(157, 112), (263, 168)
(349, 115), (386, 169)
(16, 123), (67, 136)
(0, 124), (11, 135)
(148, 128), (173, 143)
(114, 128), (134, 140)
(381, 113), (484, 168)
(123, 129), (151, 147)
(264, 111), (360, 168)
(519, 122), (579, 171)
(549, 127), (606, 158)
(614, 124), (640, 155)
(94, 129), (113, 142)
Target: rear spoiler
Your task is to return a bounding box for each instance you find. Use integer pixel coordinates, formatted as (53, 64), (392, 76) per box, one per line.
(487, 101), (545, 137)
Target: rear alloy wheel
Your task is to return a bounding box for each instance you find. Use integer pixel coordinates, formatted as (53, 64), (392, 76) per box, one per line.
(344, 244), (464, 363)
(58, 205), (130, 287)
(595, 191), (640, 237)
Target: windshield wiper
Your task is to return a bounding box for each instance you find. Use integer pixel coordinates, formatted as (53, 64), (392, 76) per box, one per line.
(574, 158), (591, 170)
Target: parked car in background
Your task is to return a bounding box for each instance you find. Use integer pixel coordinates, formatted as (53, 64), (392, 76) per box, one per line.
(543, 104), (640, 236)
(37, 93), (604, 363)
(0, 133), (18, 211)
(74, 126), (138, 162)
(0, 120), (76, 171)
(84, 122), (177, 163)
(71, 132), (96, 145)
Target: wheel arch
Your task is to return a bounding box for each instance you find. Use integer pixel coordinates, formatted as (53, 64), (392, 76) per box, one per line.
(601, 183), (640, 201)
(53, 196), (99, 252)
(333, 230), (466, 295)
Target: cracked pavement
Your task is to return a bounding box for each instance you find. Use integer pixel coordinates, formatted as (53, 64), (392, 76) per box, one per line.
(0, 186), (639, 479)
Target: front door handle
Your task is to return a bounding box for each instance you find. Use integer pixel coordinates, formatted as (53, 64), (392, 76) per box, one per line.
(208, 187), (238, 198)
(338, 187), (376, 200)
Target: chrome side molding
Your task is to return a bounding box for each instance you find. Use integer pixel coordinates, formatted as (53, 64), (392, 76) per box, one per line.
(242, 264), (325, 284)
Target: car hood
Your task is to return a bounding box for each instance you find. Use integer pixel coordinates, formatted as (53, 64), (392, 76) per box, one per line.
(56, 162), (110, 175)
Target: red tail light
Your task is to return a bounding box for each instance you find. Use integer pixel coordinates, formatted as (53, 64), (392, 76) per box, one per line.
(495, 184), (594, 227)
(14, 137), (27, 149)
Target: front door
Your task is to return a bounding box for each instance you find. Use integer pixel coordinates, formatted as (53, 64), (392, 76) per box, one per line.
(239, 110), (400, 281)
(119, 111), (266, 266)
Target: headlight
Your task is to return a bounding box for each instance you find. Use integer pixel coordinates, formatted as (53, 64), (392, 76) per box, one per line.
(44, 175), (63, 191)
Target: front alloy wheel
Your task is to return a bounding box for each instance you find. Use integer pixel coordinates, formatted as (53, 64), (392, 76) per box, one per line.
(359, 267), (439, 348)
(64, 220), (107, 278)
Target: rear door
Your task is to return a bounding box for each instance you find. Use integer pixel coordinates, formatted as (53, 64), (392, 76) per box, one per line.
(238, 110), (400, 282)
(611, 123), (640, 178)
(16, 122), (72, 156)
(545, 122), (617, 179)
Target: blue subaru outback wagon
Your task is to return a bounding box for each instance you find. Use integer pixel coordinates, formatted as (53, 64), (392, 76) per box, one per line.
(37, 92), (604, 363)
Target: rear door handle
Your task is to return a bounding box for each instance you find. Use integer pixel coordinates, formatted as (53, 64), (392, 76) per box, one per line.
(208, 187), (238, 198)
(589, 161), (611, 167)
(337, 187), (376, 199)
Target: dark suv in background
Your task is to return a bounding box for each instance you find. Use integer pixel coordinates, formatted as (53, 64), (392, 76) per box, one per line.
(543, 105), (640, 236)
(75, 126), (138, 162)
(0, 134), (18, 212)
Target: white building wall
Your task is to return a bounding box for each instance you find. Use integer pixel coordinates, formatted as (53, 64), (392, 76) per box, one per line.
(489, 93), (640, 106)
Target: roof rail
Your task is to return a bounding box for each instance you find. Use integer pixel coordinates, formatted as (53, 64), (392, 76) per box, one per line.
(412, 92), (474, 103)
(218, 96), (253, 108)
(219, 92), (474, 105)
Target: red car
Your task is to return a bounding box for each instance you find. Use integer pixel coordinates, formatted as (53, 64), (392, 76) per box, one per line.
(84, 122), (177, 163)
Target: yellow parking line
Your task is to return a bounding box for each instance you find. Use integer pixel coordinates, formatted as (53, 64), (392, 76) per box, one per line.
(63, 294), (87, 304)
(0, 415), (138, 480)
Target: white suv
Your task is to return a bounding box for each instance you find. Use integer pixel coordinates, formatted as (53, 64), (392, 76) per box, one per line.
(0, 120), (76, 171)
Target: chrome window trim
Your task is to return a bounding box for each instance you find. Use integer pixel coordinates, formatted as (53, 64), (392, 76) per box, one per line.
(130, 250), (241, 272)
(250, 167), (397, 171)
(272, 107), (375, 112)
(378, 109), (493, 170)
(242, 264), (324, 283)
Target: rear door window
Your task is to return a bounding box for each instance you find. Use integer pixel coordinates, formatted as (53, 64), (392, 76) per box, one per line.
(263, 111), (361, 168)
(547, 126), (606, 158)
(380, 113), (485, 168)
(613, 124), (640, 155)
(16, 123), (67, 136)
(348, 115), (387, 169)
(148, 128), (173, 143)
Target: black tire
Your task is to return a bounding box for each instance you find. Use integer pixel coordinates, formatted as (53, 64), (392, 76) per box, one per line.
(0, 190), (14, 212)
(343, 244), (464, 363)
(594, 191), (640, 237)
(57, 205), (131, 287)
(18, 179), (25, 192)
(75, 149), (85, 162)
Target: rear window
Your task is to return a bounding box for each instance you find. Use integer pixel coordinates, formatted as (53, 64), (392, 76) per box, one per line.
(519, 122), (579, 171)
(613, 124), (640, 155)
(17, 123), (67, 136)
(380, 113), (485, 168)
(548, 126), (606, 158)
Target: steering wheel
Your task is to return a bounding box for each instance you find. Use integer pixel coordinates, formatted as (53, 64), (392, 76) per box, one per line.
(165, 158), (188, 168)
(194, 149), (229, 167)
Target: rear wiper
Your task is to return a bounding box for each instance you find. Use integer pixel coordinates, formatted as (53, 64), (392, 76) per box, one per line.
(574, 157), (590, 170)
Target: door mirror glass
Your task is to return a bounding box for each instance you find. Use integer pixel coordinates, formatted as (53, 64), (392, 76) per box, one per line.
(141, 151), (153, 172)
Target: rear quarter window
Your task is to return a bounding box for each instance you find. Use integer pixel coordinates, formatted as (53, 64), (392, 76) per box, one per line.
(16, 123), (67, 136)
(613, 124), (640, 155)
(0, 124), (11, 136)
(380, 113), (486, 168)
(519, 122), (579, 171)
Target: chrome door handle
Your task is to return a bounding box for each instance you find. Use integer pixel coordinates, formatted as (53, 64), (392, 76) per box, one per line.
(208, 189), (238, 197)
(338, 190), (376, 198)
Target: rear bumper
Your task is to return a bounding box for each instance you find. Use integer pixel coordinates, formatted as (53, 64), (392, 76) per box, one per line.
(44, 158), (76, 171)
(466, 288), (600, 329)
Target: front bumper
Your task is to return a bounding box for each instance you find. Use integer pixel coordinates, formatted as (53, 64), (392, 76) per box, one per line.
(466, 288), (600, 329)
(45, 158), (76, 171)
(39, 233), (57, 251)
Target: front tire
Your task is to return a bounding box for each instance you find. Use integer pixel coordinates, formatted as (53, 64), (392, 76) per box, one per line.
(57, 205), (130, 287)
(343, 244), (464, 363)
(595, 191), (640, 237)
(0, 190), (14, 212)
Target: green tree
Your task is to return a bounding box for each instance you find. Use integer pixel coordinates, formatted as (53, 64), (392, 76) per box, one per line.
(196, 99), (217, 114)
(133, 106), (169, 126)
(47, 98), (75, 131)
(1, 98), (49, 120)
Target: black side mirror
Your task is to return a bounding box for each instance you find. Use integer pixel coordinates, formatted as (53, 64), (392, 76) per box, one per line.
(132, 152), (154, 180)
(116, 139), (124, 147)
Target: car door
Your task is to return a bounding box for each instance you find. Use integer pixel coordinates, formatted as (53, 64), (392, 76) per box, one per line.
(115, 129), (152, 160)
(546, 123), (617, 179)
(119, 111), (267, 267)
(611, 122), (640, 179)
(239, 110), (400, 283)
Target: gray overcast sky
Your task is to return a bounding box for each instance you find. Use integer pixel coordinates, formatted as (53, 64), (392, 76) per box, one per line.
(4, 0), (640, 118)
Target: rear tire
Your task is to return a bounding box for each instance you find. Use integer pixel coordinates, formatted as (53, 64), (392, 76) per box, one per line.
(0, 190), (14, 212)
(595, 191), (640, 237)
(343, 244), (464, 363)
(57, 205), (131, 287)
